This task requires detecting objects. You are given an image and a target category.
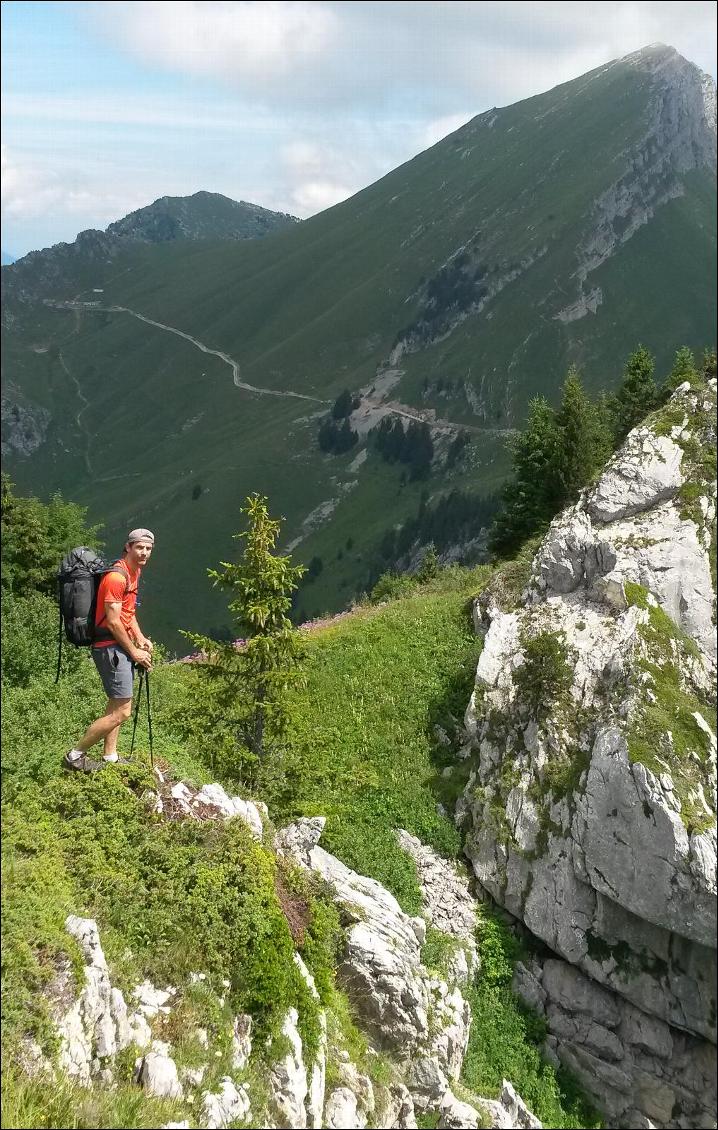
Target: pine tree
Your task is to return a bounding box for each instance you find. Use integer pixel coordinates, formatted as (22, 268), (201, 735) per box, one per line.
(614, 345), (658, 441)
(489, 397), (561, 555)
(662, 346), (698, 398)
(331, 389), (354, 419)
(591, 391), (617, 467)
(555, 367), (596, 503)
(182, 494), (306, 781)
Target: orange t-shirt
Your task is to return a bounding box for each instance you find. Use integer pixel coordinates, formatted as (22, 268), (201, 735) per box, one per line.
(93, 560), (141, 648)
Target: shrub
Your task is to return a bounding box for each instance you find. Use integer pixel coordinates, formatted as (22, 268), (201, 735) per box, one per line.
(512, 631), (573, 719)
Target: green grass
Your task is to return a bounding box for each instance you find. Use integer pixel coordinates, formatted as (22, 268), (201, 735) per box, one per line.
(2, 562), (617, 1128)
(274, 568), (491, 910)
(0, 1065), (188, 1130)
(462, 911), (603, 1130)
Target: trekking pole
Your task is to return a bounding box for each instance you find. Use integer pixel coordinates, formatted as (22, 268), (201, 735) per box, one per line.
(145, 669), (154, 768)
(55, 603), (63, 684)
(130, 667), (145, 756)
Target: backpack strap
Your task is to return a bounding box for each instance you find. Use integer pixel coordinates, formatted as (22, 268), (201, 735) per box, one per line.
(94, 559), (136, 639)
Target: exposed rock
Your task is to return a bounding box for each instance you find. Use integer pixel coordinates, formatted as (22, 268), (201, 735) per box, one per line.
(200, 1077), (251, 1129)
(571, 46), (716, 298)
(194, 783), (264, 838)
(382, 1083), (418, 1128)
(57, 916), (150, 1084)
(478, 1079), (543, 1128)
(231, 1013), (252, 1072)
(511, 954), (717, 1129)
(275, 816), (327, 866)
(1, 395), (50, 456)
(280, 825), (471, 1086)
(396, 829), (479, 981)
(133, 980), (174, 1019)
(294, 954), (327, 1129)
(461, 383), (717, 1127)
(554, 287), (603, 324)
(407, 1057), (448, 1111)
(135, 1040), (183, 1100)
(325, 1087), (365, 1129)
(269, 1007), (309, 1128)
(438, 1089), (483, 1128)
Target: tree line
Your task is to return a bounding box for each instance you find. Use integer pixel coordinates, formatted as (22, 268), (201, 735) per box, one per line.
(489, 345), (715, 556)
(371, 416), (434, 480)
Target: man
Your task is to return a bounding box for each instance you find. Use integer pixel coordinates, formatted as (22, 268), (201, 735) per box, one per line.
(63, 529), (155, 772)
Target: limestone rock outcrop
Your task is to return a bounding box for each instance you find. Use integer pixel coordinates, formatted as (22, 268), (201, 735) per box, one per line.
(42, 800), (542, 1125)
(278, 817), (472, 1088)
(460, 381), (718, 1128)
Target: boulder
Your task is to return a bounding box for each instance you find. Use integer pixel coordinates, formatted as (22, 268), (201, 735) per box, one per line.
(135, 1040), (183, 1100)
(201, 1077), (251, 1129)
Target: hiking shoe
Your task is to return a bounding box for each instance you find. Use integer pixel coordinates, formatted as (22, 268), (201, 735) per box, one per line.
(63, 752), (104, 773)
(104, 757), (133, 767)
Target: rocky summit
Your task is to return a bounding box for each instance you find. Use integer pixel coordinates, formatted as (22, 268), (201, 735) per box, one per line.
(460, 380), (717, 1128)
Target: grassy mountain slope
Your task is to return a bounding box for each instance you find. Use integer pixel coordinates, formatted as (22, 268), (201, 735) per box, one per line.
(3, 46), (715, 646)
(2, 558), (600, 1128)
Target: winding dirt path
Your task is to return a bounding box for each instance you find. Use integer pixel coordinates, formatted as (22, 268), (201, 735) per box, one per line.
(46, 300), (328, 404)
(58, 349), (94, 477)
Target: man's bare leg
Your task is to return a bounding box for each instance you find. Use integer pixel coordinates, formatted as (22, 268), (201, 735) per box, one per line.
(75, 697), (133, 754)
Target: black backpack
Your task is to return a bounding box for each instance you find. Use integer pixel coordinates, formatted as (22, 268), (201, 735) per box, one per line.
(55, 547), (109, 681)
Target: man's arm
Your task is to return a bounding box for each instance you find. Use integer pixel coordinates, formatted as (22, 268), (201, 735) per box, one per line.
(129, 614), (153, 652)
(105, 603), (152, 669)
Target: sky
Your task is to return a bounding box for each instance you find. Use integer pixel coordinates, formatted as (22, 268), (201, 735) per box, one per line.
(2, 1), (716, 258)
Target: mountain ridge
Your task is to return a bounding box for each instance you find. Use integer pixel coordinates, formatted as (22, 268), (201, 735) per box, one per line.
(2, 44), (715, 644)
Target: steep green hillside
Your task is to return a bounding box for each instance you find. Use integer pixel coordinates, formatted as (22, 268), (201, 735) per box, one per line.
(2, 556), (600, 1128)
(3, 45), (715, 646)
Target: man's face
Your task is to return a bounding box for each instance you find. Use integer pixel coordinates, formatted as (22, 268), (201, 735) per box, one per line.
(126, 539), (154, 567)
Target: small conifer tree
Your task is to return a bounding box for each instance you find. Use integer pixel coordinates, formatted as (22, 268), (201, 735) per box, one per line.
(614, 345), (658, 441)
(182, 494), (306, 782)
(489, 397), (561, 555)
(662, 346), (698, 398)
(555, 367), (596, 503)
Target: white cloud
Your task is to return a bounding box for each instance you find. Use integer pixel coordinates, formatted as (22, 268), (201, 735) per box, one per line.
(291, 179), (353, 212)
(89, 1), (338, 85)
(1, 145), (151, 247)
(82, 0), (717, 113)
(5, 2), (716, 253)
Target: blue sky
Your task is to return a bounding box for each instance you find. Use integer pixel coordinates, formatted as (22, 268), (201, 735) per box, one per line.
(2, 1), (716, 258)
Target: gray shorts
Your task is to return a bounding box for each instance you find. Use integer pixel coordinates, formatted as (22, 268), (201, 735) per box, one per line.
(92, 644), (135, 699)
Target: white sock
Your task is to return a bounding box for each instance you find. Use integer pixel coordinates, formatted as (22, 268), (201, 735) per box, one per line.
(68, 749), (84, 761)
(103, 752), (119, 763)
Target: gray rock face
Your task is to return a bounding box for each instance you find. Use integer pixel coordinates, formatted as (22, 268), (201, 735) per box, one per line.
(47, 854), (543, 1130)
(57, 916), (151, 1084)
(135, 1040), (183, 1101)
(396, 829), (479, 982)
(478, 1080), (544, 1129)
(513, 955), (716, 1129)
(279, 824), (471, 1082)
(461, 383), (717, 1126)
(571, 47), (716, 300)
(200, 1077), (251, 1129)
(1, 395), (50, 456)
(269, 1007), (310, 1128)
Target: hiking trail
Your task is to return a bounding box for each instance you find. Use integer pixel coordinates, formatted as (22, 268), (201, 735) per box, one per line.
(46, 300), (328, 404)
(58, 350), (94, 477)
